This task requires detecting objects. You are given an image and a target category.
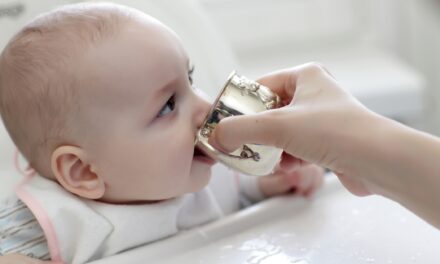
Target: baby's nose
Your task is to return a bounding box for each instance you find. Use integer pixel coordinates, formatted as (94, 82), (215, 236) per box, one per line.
(193, 89), (212, 129)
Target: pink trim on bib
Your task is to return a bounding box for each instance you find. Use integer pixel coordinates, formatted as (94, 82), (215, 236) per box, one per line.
(15, 175), (64, 263)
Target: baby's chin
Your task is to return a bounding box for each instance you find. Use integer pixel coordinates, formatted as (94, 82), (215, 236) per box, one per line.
(189, 168), (212, 193)
(137, 175), (212, 203)
(103, 168), (214, 204)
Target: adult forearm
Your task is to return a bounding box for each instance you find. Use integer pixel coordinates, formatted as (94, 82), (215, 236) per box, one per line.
(347, 114), (440, 228)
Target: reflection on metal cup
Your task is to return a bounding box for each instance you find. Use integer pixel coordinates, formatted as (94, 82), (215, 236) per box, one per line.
(195, 71), (283, 176)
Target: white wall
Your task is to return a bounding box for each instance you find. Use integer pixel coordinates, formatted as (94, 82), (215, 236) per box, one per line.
(360, 0), (440, 134)
(199, 0), (436, 131)
(198, 0), (364, 57)
(400, 0), (440, 134)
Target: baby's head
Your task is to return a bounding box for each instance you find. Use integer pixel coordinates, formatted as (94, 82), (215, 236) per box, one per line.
(0, 2), (216, 203)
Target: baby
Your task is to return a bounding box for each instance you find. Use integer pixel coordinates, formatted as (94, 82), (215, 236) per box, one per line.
(0, 2), (324, 263)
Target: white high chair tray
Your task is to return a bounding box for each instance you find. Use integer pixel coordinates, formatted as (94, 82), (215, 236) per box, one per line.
(90, 175), (440, 264)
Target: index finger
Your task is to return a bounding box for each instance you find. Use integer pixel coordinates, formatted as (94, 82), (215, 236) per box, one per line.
(256, 68), (297, 103)
(256, 63), (335, 105)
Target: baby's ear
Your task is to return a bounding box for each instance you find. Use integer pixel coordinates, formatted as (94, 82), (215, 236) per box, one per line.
(51, 146), (105, 199)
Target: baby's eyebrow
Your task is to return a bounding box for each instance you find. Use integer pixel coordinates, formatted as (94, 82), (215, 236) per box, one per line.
(154, 76), (179, 97)
(188, 64), (195, 74)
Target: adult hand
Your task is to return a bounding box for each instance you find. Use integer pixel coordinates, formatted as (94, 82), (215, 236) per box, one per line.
(210, 63), (440, 228)
(209, 63), (375, 196)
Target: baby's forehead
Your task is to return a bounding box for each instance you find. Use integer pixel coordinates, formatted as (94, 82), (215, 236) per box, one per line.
(127, 17), (189, 59)
(60, 9), (189, 93)
(76, 19), (190, 106)
(84, 14), (189, 70)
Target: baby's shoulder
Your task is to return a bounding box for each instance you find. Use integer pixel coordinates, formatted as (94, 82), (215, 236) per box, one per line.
(0, 195), (50, 260)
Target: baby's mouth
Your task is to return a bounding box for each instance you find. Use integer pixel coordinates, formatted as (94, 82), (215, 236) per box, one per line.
(193, 145), (207, 158)
(193, 145), (216, 165)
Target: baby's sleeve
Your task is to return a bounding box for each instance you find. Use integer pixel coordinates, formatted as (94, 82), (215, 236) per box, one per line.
(0, 196), (50, 260)
(209, 164), (268, 213)
(236, 173), (266, 207)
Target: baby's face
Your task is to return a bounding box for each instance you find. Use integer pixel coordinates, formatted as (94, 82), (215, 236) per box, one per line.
(74, 18), (216, 202)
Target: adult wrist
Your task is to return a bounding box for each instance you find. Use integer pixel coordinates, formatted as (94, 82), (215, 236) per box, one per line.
(332, 110), (396, 195)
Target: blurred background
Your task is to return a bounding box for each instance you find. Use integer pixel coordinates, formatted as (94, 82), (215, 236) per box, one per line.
(1, 2), (440, 262)
(199, 0), (440, 133)
(0, 0), (439, 134)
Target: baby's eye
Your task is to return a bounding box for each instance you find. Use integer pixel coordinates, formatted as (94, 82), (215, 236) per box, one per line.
(157, 95), (175, 118)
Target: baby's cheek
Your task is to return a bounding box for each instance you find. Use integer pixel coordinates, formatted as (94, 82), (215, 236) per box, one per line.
(164, 143), (193, 176)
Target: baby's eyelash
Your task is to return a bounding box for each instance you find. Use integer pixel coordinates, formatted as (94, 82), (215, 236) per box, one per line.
(157, 94), (175, 118)
(188, 65), (195, 85)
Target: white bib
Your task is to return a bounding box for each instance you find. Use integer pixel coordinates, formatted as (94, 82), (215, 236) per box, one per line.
(16, 175), (223, 264)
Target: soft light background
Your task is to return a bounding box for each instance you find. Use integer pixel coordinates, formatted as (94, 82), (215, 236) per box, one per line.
(199, 0), (439, 131)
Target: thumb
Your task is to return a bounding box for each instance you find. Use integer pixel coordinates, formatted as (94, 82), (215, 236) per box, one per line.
(208, 108), (294, 153)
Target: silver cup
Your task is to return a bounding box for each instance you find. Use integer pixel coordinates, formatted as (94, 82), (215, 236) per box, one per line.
(195, 71), (283, 176)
